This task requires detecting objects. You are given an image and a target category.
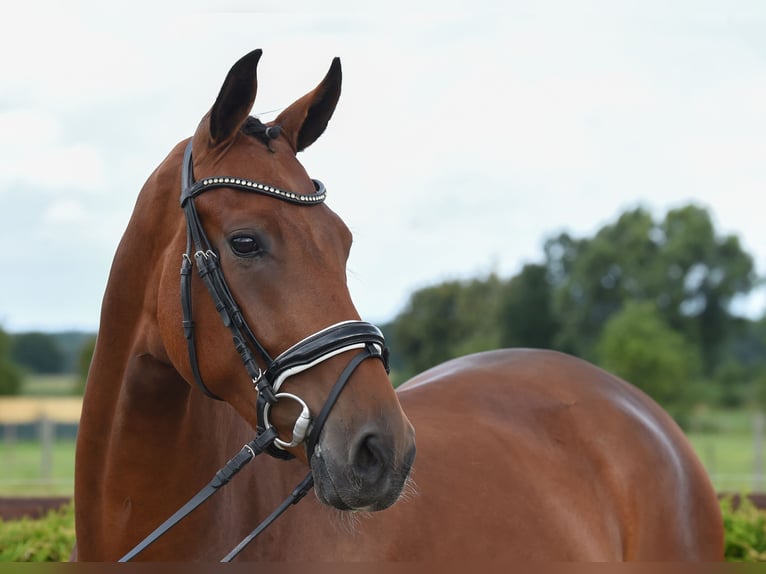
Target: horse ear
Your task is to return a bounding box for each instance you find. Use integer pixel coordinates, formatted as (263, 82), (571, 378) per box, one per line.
(274, 57), (341, 152)
(209, 49), (263, 145)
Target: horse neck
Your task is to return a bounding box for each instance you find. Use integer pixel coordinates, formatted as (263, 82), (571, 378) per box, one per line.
(83, 149), (186, 425)
(78, 145), (241, 486)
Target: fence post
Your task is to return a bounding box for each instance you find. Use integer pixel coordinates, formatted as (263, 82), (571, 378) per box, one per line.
(703, 441), (717, 488)
(754, 411), (764, 492)
(3, 424), (16, 466)
(39, 414), (54, 482)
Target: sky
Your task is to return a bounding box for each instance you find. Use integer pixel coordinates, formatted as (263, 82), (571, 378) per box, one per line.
(2, 0), (766, 332)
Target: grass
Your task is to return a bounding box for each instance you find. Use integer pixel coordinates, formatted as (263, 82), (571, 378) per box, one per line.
(0, 427), (758, 497)
(0, 404), (763, 496)
(686, 408), (765, 492)
(688, 433), (757, 491)
(20, 374), (80, 397)
(0, 440), (75, 497)
(0, 373), (79, 497)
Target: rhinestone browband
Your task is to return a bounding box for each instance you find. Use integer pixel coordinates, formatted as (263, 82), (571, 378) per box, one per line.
(181, 176), (327, 206)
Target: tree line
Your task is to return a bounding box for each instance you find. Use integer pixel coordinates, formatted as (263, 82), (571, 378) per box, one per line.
(0, 331), (95, 394)
(383, 203), (766, 421)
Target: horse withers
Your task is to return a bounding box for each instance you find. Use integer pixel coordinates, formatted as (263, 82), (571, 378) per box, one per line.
(74, 49), (723, 561)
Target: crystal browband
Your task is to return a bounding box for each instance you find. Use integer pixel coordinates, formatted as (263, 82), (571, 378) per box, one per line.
(181, 176), (327, 206)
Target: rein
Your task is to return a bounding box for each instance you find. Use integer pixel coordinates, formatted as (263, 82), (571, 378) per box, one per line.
(119, 139), (389, 561)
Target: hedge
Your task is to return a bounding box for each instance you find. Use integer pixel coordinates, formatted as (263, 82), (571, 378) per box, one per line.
(2, 498), (766, 561)
(0, 501), (75, 561)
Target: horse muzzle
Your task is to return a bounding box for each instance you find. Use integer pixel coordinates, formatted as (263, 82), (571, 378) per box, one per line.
(310, 423), (416, 512)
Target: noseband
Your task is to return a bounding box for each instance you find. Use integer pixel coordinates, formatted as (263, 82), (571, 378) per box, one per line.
(120, 139), (390, 561)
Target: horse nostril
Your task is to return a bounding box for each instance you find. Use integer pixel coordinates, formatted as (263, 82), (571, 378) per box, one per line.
(351, 432), (388, 483)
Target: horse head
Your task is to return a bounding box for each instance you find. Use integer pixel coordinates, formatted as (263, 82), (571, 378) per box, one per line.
(154, 50), (416, 512)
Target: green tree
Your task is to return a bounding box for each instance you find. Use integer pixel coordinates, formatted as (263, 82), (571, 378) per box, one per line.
(658, 205), (755, 372)
(0, 327), (23, 395)
(10, 332), (65, 374)
(545, 204), (755, 374)
(497, 264), (559, 349)
(596, 300), (700, 416)
(545, 208), (659, 357)
(388, 275), (504, 382)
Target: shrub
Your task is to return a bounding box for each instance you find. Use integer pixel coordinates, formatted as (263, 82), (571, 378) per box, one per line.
(10, 332), (65, 374)
(0, 501), (75, 562)
(0, 327), (23, 396)
(721, 495), (766, 561)
(596, 300), (700, 419)
(0, 359), (23, 396)
(0, 497), (765, 561)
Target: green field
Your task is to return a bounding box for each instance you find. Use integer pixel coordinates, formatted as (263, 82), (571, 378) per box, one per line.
(687, 408), (763, 492)
(1, 389), (766, 496)
(0, 374), (79, 496)
(0, 440), (75, 497)
(690, 433), (759, 492)
(20, 374), (80, 397)
(0, 422), (763, 496)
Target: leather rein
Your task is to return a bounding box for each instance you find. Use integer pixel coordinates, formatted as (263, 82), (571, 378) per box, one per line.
(119, 139), (390, 561)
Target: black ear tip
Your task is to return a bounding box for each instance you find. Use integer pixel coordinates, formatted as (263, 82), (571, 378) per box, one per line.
(232, 49), (263, 71)
(245, 49), (263, 66)
(209, 49), (263, 145)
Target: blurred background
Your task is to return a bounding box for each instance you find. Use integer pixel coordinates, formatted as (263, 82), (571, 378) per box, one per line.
(2, 0), (766, 503)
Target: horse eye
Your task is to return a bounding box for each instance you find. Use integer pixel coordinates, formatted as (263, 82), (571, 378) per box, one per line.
(230, 235), (262, 257)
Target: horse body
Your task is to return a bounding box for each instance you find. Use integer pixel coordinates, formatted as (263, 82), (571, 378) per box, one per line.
(74, 50), (722, 561)
(393, 349), (721, 560)
(238, 349), (722, 561)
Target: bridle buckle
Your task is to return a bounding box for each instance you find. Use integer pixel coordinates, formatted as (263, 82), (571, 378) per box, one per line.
(253, 372), (278, 405)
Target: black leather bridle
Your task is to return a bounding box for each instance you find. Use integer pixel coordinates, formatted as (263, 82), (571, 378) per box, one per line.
(119, 138), (390, 561)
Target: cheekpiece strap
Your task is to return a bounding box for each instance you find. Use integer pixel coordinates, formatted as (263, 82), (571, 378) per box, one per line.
(178, 138), (331, 457)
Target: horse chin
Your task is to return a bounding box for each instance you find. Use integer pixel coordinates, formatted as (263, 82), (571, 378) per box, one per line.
(309, 443), (415, 512)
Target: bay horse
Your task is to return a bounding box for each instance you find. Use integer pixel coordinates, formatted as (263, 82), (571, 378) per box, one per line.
(74, 49), (723, 561)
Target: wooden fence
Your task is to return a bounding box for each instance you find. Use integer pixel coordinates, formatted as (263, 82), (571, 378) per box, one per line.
(0, 397), (82, 493)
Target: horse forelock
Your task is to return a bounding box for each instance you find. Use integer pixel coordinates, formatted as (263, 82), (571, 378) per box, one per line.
(241, 116), (275, 147)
